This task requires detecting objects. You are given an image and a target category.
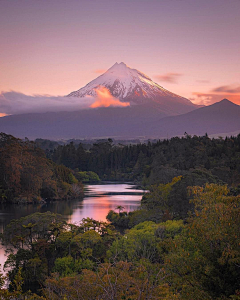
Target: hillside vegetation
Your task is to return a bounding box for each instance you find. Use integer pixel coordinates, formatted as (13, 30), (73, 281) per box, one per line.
(0, 133), (83, 203)
(0, 133), (239, 299)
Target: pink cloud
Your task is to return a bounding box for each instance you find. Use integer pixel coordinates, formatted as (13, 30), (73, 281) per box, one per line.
(90, 86), (130, 108)
(190, 92), (240, 106)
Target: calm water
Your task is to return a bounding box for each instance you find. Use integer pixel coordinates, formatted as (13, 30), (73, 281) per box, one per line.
(0, 183), (144, 272)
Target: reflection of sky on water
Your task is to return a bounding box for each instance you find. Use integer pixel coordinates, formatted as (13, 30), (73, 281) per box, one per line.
(0, 184), (144, 231)
(86, 183), (143, 195)
(68, 194), (141, 224)
(0, 184), (143, 273)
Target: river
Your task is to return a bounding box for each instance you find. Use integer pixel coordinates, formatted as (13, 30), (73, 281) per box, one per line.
(0, 183), (144, 273)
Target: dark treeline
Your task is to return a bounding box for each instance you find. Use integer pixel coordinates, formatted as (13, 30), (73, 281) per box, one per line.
(48, 134), (240, 186)
(0, 133), (83, 203)
(46, 134), (240, 219)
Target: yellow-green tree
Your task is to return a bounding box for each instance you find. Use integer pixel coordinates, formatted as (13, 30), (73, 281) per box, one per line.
(164, 184), (240, 299)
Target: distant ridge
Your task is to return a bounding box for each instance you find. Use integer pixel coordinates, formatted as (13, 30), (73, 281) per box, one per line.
(0, 99), (239, 139)
(149, 99), (240, 138)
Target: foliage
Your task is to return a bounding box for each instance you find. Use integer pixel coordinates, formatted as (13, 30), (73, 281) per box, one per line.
(141, 176), (182, 220)
(107, 177), (184, 229)
(1, 131), (240, 299)
(1, 183), (239, 299)
(0, 133), (83, 203)
(44, 261), (177, 300)
(48, 134), (240, 186)
(76, 171), (100, 183)
(163, 184), (240, 299)
(1, 212), (118, 295)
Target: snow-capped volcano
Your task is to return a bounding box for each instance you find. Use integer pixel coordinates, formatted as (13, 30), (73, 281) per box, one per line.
(67, 62), (198, 114)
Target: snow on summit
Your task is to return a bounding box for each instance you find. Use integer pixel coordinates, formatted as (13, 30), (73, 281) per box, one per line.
(67, 62), (197, 112)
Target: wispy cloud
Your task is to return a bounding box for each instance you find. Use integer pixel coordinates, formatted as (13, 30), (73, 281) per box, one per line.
(154, 73), (183, 84)
(212, 85), (240, 94)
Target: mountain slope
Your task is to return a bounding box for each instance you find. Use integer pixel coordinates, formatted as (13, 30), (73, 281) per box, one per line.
(0, 104), (167, 139)
(149, 99), (240, 137)
(0, 99), (239, 139)
(68, 62), (198, 115)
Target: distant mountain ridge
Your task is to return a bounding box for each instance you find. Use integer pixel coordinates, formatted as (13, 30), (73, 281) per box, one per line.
(68, 62), (199, 115)
(0, 99), (239, 139)
(149, 99), (240, 137)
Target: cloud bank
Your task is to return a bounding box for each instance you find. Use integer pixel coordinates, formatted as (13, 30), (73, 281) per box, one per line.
(0, 87), (130, 116)
(0, 91), (95, 115)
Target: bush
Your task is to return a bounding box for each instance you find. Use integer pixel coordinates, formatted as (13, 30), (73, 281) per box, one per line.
(76, 171), (100, 183)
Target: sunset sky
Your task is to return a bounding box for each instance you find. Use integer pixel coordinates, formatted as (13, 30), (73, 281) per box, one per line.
(1, 0), (240, 106)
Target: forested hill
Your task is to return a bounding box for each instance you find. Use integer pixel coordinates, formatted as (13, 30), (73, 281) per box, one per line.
(45, 134), (240, 219)
(0, 133), (83, 203)
(0, 133), (240, 299)
(49, 134), (240, 187)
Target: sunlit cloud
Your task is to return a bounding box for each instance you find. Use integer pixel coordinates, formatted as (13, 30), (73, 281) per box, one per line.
(190, 93), (214, 105)
(190, 92), (240, 106)
(94, 69), (107, 74)
(0, 113), (8, 117)
(90, 86), (130, 108)
(0, 91), (95, 115)
(191, 83), (240, 105)
(0, 87), (130, 115)
(154, 73), (183, 84)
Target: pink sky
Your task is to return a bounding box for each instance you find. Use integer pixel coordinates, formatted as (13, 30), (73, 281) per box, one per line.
(0, 0), (240, 106)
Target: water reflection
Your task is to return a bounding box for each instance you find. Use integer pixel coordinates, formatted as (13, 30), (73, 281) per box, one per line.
(0, 183), (144, 272)
(69, 194), (141, 224)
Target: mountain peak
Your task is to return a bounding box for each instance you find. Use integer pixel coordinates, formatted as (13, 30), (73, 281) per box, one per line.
(112, 62), (127, 66)
(215, 99), (238, 107)
(219, 98), (231, 103)
(107, 62), (129, 73)
(119, 62), (127, 66)
(67, 62), (198, 114)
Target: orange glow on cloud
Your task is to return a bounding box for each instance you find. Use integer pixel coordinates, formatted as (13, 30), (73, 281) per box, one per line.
(90, 86), (130, 108)
(0, 113), (7, 117)
(191, 92), (240, 106)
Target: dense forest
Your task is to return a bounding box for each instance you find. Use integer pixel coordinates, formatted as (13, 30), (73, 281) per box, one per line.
(46, 134), (240, 219)
(0, 133), (239, 299)
(48, 134), (240, 186)
(0, 133), (83, 203)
